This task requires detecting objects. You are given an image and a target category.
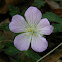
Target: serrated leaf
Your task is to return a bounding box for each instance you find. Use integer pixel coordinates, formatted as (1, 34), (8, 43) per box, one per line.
(32, 0), (45, 8)
(8, 5), (20, 16)
(42, 12), (62, 24)
(0, 23), (10, 31)
(4, 44), (20, 56)
(24, 50), (42, 61)
(52, 24), (62, 32)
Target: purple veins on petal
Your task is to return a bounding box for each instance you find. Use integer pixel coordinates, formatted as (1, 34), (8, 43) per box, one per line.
(31, 34), (48, 52)
(37, 18), (54, 35)
(9, 14), (28, 33)
(25, 6), (42, 26)
(14, 33), (31, 51)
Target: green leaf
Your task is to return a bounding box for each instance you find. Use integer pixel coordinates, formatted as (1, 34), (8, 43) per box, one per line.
(8, 5), (20, 16)
(52, 24), (62, 32)
(42, 12), (62, 24)
(0, 41), (4, 51)
(4, 44), (20, 56)
(0, 36), (5, 40)
(4, 42), (13, 48)
(21, 8), (27, 16)
(24, 50), (42, 62)
(32, 0), (45, 8)
(17, 53), (25, 62)
(0, 23), (10, 31)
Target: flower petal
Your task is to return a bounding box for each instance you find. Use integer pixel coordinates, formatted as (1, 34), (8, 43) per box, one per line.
(37, 25), (54, 35)
(25, 6), (42, 26)
(31, 34), (48, 52)
(9, 14), (28, 33)
(14, 33), (31, 51)
(37, 18), (50, 28)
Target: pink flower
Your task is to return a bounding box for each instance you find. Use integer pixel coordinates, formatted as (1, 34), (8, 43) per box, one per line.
(9, 6), (54, 52)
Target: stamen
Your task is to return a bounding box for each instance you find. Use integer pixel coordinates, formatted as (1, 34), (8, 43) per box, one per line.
(26, 26), (38, 36)
(25, 26), (27, 28)
(40, 34), (43, 36)
(26, 28), (32, 32)
(28, 28), (32, 31)
(28, 33), (31, 36)
(26, 29), (28, 32)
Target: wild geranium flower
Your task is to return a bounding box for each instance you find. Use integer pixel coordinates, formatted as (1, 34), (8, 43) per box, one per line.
(9, 6), (54, 52)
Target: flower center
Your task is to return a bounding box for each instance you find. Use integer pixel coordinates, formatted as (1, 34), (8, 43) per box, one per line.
(26, 24), (37, 36)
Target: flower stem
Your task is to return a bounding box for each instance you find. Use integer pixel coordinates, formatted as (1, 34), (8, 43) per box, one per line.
(36, 42), (62, 62)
